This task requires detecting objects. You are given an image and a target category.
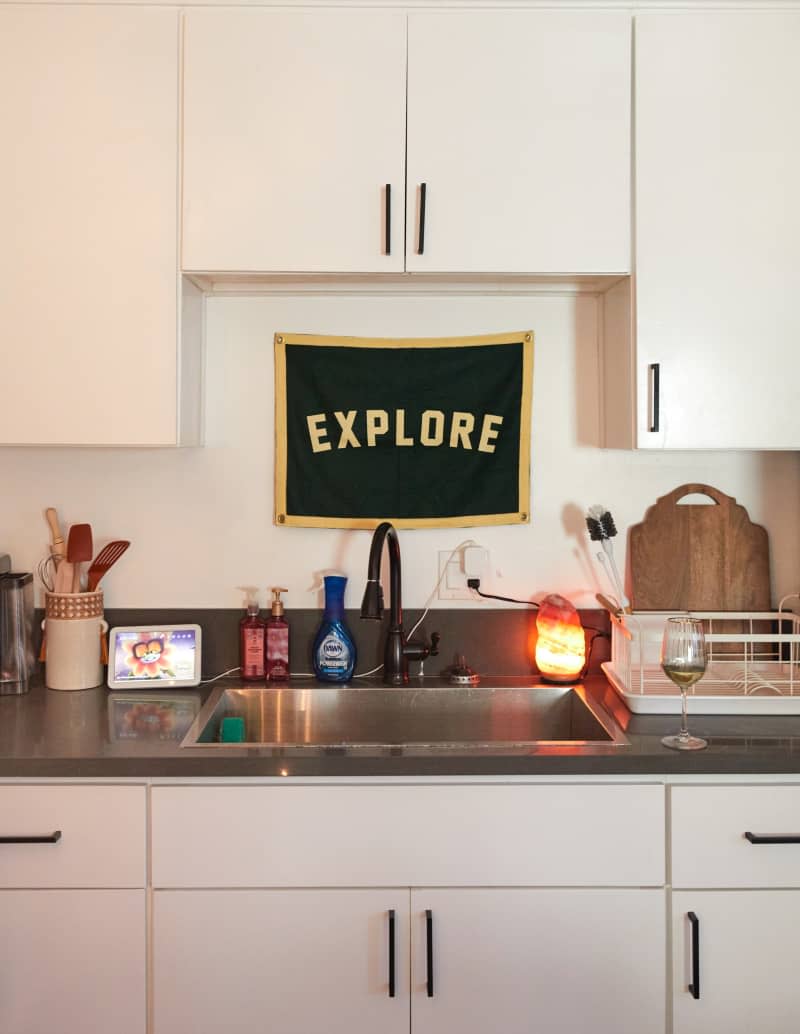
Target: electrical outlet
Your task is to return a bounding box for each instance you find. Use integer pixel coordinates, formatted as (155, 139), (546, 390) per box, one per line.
(438, 548), (484, 600)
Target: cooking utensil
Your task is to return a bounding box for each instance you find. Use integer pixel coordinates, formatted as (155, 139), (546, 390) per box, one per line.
(86, 540), (130, 592)
(44, 508), (65, 567)
(629, 483), (770, 611)
(53, 560), (74, 594)
(66, 524), (93, 593)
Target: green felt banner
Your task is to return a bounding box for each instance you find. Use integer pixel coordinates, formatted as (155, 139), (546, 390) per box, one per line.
(274, 332), (534, 529)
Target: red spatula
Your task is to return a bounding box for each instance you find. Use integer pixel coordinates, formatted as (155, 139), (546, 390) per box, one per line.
(86, 540), (130, 592)
(67, 524), (93, 593)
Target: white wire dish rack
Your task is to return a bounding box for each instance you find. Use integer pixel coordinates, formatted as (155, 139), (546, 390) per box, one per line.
(602, 599), (800, 714)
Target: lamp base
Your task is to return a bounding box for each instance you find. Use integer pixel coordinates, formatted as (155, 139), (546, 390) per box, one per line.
(538, 671), (582, 684)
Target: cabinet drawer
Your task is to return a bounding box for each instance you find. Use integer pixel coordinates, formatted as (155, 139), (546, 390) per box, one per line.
(672, 786), (800, 888)
(151, 784), (665, 888)
(0, 785), (146, 888)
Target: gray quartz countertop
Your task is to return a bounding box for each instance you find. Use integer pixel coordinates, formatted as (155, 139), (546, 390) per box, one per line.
(2, 675), (800, 777)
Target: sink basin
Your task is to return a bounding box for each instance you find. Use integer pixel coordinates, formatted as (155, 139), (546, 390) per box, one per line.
(181, 682), (629, 754)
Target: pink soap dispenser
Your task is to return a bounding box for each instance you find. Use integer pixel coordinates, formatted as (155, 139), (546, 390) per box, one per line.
(240, 596), (266, 682)
(266, 587), (290, 682)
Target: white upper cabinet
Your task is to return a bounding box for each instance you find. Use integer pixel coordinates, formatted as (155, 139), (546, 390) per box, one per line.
(182, 8), (630, 277)
(633, 11), (800, 449)
(0, 5), (200, 447)
(182, 8), (407, 274)
(405, 10), (631, 274)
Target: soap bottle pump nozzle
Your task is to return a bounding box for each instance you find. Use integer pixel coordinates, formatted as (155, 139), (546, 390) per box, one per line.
(271, 587), (288, 616)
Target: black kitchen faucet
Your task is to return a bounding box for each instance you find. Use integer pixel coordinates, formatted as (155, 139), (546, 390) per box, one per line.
(360, 521), (440, 685)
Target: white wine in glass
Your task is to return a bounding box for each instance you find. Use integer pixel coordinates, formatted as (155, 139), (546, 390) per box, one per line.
(661, 616), (708, 751)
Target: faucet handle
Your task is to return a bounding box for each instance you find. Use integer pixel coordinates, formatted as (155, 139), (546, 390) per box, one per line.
(403, 631), (441, 664)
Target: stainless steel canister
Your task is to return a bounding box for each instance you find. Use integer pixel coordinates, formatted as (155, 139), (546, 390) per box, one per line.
(0, 568), (36, 694)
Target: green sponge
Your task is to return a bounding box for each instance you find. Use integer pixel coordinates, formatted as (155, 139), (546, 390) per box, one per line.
(220, 716), (246, 743)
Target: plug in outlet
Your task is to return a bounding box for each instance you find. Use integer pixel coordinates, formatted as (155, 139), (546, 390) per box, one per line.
(438, 547), (488, 600)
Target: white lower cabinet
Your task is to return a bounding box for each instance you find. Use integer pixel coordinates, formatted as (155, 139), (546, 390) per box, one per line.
(150, 784), (666, 1034)
(153, 889), (410, 1034)
(412, 889), (665, 1034)
(0, 889), (145, 1034)
(672, 891), (800, 1034)
(671, 784), (800, 1033)
(153, 887), (664, 1034)
(0, 784), (147, 1033)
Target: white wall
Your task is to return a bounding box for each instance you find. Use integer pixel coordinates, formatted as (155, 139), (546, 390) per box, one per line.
(1, 290), (798, 611)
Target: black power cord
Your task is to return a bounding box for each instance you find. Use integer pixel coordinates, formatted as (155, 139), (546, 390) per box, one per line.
(467, 578), (539, 608)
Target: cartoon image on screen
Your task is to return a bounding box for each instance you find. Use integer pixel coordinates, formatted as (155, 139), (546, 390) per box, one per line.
(114, 629), (198, 684)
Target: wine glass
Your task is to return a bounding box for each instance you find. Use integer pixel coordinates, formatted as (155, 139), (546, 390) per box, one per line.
(661, 616), (708, 751)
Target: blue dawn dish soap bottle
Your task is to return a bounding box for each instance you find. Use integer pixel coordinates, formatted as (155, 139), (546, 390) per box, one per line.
(313, 575), (356, 682)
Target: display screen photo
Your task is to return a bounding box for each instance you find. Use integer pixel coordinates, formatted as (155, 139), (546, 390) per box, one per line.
(113, 628), (199, 685)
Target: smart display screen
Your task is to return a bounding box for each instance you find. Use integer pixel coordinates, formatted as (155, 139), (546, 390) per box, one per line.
(112, 628), (199, 685)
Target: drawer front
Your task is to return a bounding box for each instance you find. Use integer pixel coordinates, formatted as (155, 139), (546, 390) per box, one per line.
(0, 785), (146, 888)
(672, 785), (800, 888)
(152, 784), (665, 888)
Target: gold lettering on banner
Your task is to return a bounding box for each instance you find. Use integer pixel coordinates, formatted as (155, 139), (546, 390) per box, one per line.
(307, 413), (331, 453)
(366, 409), (389, 446)
(450, 411), (475, 449)
(421, 410), (445, 447)
(334, 410), (360, 449)
(305, 410), (505, 452)
(478, 414), (504, 453)
(395, 409), (414, 446)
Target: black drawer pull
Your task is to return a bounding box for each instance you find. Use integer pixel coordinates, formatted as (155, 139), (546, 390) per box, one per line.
(648, 362), (660, 432)
(687, 911), (700, 1000)
(418, 183), (427, 256)
(0, 831), (62, 844)
(385, 183), (391, 256)
(745, 831), (800, 844)
(425, 909), (434, 997)
(388, 909), (396, 998)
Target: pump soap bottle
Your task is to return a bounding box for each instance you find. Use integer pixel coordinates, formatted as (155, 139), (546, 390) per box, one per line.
(312, 575), (356, 682)
(240, 597), (266, 681)
(266, 587), (290, 682)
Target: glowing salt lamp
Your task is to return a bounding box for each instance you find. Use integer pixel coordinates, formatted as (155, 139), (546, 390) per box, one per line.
(535, 593), (586, 683)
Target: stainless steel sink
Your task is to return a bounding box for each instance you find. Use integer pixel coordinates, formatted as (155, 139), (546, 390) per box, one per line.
(181, 682), (629, 754)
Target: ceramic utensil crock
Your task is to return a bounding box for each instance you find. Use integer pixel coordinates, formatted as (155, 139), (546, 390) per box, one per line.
(43, 591), (107, 691)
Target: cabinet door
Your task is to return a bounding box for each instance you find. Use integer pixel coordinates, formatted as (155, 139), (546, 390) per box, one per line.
(153, 889), (409, 1034)
(411, 888), (665, 1034)
(0, 890), (145, 1034)
(673, 891), (800, 1034)
(182, 9), (406, 274)
(0, 6), (183, 446)
(406, 11), (630, 274)
(635, 12), (800, 449)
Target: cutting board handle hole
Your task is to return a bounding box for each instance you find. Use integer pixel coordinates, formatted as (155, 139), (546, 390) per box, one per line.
(676, 493), (717, 506)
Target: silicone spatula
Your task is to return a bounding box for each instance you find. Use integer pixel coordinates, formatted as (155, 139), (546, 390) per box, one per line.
(67, 524), (93, 593)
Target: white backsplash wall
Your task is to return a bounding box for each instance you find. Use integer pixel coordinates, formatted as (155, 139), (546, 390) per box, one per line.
(1, 290), (798, 610)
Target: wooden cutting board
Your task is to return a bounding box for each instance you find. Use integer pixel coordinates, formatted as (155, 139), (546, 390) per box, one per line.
(629, 484), (771, 611)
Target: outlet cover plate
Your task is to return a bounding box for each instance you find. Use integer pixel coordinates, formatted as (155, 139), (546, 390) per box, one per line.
(438, 550), (473, 600)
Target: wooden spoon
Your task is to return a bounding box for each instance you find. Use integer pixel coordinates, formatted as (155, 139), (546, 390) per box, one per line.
(45, 507), (65, 567)
(67, 524), (93, 593)
(86, 540), (130, 592)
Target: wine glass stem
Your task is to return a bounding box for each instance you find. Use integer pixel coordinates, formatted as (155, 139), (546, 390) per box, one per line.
(680, 688), (690, 738)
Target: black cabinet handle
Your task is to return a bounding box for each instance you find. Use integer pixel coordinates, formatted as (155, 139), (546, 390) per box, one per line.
(0, 831), (62, 844)
(745, 831), (800, 844)
(648, 363), (660, 432)
(425, 909), (434, 997)
(418, 183), (427, 255)
(388, 909), (396, 998)
(385, 184), (391, 256)
(687, 911), (700, 1000)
